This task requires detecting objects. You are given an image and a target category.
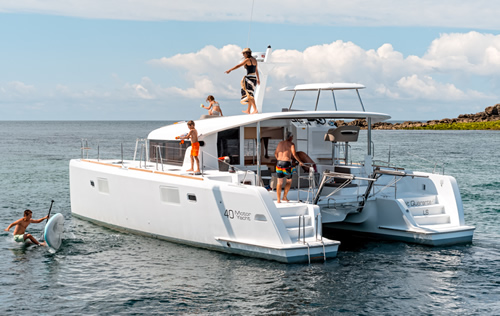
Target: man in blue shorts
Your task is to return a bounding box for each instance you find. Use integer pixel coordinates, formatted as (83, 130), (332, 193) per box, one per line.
(274, 132), (303, 203)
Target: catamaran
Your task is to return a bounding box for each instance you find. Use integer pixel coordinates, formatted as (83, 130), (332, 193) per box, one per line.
(70, 46), (474, 263)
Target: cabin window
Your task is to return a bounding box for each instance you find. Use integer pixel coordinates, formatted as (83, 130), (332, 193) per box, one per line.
(217, 128), (240, 165)
(149, 140), (190, 166)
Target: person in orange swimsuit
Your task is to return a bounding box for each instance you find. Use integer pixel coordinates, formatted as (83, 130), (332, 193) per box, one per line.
(178, 120), (200, 173)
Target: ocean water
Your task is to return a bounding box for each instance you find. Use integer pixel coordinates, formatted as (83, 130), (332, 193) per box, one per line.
(0, 121), (499, 315)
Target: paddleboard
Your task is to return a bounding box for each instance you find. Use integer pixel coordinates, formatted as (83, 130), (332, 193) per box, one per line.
(44, 213), (64, 250)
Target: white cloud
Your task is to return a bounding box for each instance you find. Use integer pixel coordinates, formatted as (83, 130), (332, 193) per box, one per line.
(0, 81), (36, 97)
(147, 33), (499, 105)
(1, 31), (499, 120)
(1, 1), (500, 29)
(396, 75), (465, 100)
(422, 32), (500, 75)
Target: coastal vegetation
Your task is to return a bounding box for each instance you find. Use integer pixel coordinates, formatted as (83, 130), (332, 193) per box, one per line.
(334, 104), (500, 130)
(403, 120), (500, 130)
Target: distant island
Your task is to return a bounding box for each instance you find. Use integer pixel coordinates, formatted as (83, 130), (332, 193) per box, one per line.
(334, 104), (500, 130)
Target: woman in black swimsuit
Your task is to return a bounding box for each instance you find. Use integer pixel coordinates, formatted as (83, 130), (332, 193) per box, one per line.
(225, 48), (260, 114)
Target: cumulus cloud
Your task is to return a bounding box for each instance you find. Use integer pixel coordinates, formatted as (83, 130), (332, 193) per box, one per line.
(422, 31), (500, 75)
(2, 31), (499, 119)
(0, 81), (36, 98)
(1, 1), (500, 29)
(148, 32), (499, 105)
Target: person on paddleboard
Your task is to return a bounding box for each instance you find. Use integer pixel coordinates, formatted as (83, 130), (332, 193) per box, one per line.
(4, 209), (48, 246)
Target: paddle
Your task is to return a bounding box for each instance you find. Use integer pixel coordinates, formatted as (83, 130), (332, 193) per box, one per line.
(45, 200), (55, 224)
(40, 200), (54, 242)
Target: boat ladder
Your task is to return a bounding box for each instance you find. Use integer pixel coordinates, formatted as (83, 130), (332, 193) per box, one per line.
(297, 214), (327, 263)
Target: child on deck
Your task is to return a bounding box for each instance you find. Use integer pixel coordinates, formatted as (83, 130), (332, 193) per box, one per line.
(177, 120), (200, 173)
(4, 209), (48, 246)
(201, 95), (223, 116)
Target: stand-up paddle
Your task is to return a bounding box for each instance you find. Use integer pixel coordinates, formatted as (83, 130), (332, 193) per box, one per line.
(42, 200), (65, 250)
(40, 200), (54, 241)
(45, 200), (55, 224)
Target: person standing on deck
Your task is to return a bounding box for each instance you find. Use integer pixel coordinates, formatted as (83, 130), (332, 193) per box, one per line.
(177, 120), (200, 174)
(225, 48), (260, 114)
(274, 132), (303, 203)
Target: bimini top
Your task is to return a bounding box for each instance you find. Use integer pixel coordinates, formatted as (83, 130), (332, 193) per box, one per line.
(280, 82), (367, 111)
(148, 110), (390, 141)
(280, 83), (365, 92)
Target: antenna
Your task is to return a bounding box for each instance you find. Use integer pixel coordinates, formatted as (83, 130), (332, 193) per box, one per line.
(247, 0), (255, 48)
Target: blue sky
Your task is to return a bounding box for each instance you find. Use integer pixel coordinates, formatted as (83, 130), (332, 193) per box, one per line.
(1, 1), (499, 121)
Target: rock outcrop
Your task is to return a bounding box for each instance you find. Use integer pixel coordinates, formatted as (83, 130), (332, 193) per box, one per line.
(333, 104), (500, 130)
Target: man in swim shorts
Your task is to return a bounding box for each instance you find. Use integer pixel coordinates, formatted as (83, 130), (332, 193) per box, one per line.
(274, 132), (303, 203)
(4, 209), (48, 246)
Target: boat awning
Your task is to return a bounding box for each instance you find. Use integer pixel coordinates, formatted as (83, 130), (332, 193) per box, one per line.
(280, 83), (365, 92)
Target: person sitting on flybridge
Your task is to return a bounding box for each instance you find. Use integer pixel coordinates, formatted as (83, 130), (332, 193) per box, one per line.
(4, 209), (48, 246)
(274, 132), (303, 203)
(201, 95), (223, 116)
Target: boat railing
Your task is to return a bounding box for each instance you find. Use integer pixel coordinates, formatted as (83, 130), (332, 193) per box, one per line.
(404, 152), (446, 175)
(296, 164), (318, 203)
(313, 171), (376, 206)
(80, 139), (91, 159)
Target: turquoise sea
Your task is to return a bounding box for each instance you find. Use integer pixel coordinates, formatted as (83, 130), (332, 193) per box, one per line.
(0, 121), (499, 315)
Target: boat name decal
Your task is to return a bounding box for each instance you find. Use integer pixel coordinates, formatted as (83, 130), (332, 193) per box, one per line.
(224, 209), (251, 221)
(405, 200), (433, 207)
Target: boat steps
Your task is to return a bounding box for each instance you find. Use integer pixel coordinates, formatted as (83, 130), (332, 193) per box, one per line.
(409, 204), (445, 216)
(400, 194), (438, 207)
(287, 226), (315, 242)
(413, 213), (451, 225)
(275, 203), (309, 217)
(281, 215), (312, 228)
(418, 224), (475, 232)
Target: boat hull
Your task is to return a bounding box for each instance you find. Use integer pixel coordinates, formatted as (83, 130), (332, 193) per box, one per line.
(70, 159), (339, 263)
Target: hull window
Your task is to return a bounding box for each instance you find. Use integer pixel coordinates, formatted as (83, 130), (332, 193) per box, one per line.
(97, 178), (109, 194)
(187, 194), (197, 202)
(160, 186), (181, 205)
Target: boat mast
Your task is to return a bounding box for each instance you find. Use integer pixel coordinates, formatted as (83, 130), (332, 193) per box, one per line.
(255, 46), (273, 113)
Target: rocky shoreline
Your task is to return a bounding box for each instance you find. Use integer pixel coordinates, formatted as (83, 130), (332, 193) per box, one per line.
(334, 104), (500, 129)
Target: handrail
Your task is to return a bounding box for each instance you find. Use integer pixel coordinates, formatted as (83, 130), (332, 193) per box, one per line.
(404, 151), (446, 175)
(81, 139), (90, 159)
(297, 215), (301, 243)
(296, 163), (317, 203)
(313, 171), (375, 205)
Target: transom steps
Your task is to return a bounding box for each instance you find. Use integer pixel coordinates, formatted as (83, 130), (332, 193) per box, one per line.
(413, 213), (450, 225)
(275, 202), (317, 243)
(282, 215), (312, 228)
(287, 226), (315, 243)
(401, 195), (450, 226)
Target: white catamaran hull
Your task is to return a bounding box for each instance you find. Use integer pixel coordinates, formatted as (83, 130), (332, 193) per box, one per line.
(70, 159), (339, 263)
(319, 171), (475, 245)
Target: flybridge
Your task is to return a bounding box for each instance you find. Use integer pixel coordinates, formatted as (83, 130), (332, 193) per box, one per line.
(280, 82), (367, 111)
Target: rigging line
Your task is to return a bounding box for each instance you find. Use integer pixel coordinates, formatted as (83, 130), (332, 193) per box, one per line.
(246, 0), (255, 48)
